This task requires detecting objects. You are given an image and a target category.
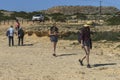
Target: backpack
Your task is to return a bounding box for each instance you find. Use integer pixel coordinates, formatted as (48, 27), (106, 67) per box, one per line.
(6, 30), (10, 36)
(78, 27), (92, 49)
(18, 28), (24, 37)
(77, 28), (83, 43)
(77, 31), (81, 43)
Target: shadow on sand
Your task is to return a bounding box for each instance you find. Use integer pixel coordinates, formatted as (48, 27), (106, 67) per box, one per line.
(93, 63), (117, 67)
(23, 44), (34, 46)
(57, 53), (78, 57)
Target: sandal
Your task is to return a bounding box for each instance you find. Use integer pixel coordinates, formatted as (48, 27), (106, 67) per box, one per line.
(53, 54), (57, 57)
(87, 64), (91, 68)
(79, 59), (83, 66)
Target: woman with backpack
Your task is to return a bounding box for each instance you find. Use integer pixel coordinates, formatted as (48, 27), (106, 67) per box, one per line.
(79, 21), (94, 68)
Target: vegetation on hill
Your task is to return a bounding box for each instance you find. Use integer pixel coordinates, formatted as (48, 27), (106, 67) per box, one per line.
(44, 6), (119, 15)
(105, 15), (120, 25)
(0, 6), (120, 25)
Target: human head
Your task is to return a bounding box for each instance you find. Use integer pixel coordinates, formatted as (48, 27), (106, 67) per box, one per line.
(16, 19), (19, 22)
(10, 25), (13, 28)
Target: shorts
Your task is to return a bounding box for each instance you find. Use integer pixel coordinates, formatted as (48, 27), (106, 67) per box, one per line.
(50, 36), (58, 42)
(83, 40), (91, 47)
(83, 39), (92, 49)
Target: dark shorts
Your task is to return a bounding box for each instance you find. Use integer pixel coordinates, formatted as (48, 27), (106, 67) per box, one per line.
(50, 36), (58, 42)
(83, 39), (92, 49)
(83, 40), (90, 47)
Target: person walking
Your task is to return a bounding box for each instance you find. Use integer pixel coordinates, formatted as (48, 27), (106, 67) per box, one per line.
(6, 25), (15, 47)
(49, 23), (59, 57)
(79, 21), (94, 68)
(18, 27), (25, 46)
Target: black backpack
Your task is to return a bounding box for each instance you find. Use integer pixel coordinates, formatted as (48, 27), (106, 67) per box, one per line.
(18, 28), (24, 37)
(6, 30), (10, 36)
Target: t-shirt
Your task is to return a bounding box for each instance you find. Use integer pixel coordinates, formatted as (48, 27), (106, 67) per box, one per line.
(81, 27), (91, 41)
(7, 27), (14, 37)
(50, 26), (58, 35)
(15, 22), (20, 29)
(18, 28), (24, 37)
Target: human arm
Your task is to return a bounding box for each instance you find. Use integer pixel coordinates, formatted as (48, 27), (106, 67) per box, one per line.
(49, 30), (54, 36)
(6, 30), (9, 37)
(49, 26), (59, 36)
(80, 28), (84, 48)
(80, 36), (84, 48)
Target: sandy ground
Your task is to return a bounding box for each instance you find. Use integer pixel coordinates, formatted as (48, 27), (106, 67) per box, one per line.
(0, 33), (120, 80)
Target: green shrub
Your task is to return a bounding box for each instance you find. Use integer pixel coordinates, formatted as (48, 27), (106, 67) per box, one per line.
(106, 16), (120, 25)
(116, 45), (120, 48)
(61, 32), (78, 40)
(74, 13), (87, 20)
(61, 31), (120, 41)
(92, 31), (120, 41)
(50, 13), (66, 22)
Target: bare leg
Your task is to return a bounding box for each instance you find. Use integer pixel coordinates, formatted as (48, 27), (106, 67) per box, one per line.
(81, 56), (86, 61)
(54, 42), (57, 54)
(79, 55), (86, 66)
(53, 42), (57, 57)
(79, 46), (87, 66)
(80, 46), (88, 61)
(79, 46), (91, 67)
(84, 46), (90, 64)
(81, 46), (88, 61)
(84, 46), (91, 68)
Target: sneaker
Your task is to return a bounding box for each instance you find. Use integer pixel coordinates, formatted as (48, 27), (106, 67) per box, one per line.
(79, 59), (83, 66)
(87, 64), (91, 68)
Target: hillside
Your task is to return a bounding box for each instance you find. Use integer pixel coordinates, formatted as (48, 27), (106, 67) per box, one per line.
(43, 6), (119, 15)
(0, 6), (119, 18)
(0, 6), (119, 16)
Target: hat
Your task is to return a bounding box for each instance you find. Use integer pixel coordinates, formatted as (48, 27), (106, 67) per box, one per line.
(84, 21), (94, 27)
(84, 24), (90, 27)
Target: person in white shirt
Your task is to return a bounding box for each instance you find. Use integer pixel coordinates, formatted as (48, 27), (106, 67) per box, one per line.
(6, 25), (14, 46)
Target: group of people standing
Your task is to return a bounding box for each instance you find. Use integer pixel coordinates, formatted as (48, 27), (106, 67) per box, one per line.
(49, 21), (94, 68)
(6, 20), (94, 68)
(6, 20), (25, 46)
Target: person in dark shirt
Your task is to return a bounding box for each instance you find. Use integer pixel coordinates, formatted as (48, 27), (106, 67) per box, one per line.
(49, 23), (59, 57)
(18, 27), (24, 46)
(79, 21), (94, 68)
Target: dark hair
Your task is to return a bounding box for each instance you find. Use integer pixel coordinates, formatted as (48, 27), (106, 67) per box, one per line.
(10, 25), (13, 27)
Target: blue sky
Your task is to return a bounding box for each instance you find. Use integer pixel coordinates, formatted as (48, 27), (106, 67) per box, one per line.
(0, 0), (120, 12)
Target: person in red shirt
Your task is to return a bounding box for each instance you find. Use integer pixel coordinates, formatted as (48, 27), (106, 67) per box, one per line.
(15, 19), (20, 30)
